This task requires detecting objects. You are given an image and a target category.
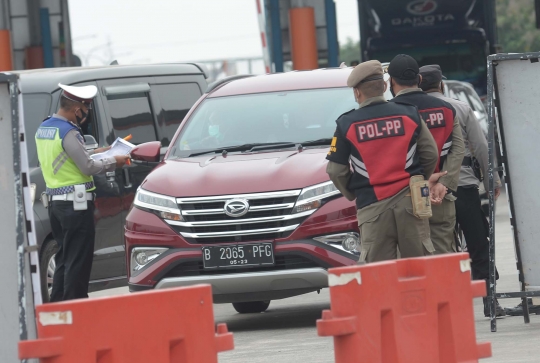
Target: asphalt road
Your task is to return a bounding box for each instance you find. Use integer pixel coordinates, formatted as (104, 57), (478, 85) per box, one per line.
(91, 192), (540, 362)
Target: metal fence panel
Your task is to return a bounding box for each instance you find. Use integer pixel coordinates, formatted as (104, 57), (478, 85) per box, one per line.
(493, 56), (540, 292)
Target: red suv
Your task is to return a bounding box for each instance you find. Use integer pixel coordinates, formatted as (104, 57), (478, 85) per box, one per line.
(125, 68), (360, 313)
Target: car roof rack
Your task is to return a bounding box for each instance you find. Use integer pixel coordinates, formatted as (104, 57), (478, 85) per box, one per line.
(205, 74), (255, 94)
(185, 63), (210, 79)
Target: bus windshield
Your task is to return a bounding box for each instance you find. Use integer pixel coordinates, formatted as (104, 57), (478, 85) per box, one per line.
(370, 42), (487, 94)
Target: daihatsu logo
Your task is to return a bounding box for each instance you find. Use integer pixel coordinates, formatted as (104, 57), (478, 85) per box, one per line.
(224, 199), (250, 218)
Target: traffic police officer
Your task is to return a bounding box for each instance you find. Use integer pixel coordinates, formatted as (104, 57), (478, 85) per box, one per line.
(419, 64), (507, 317)
(36, 83), (129, 302)
(326, 60), (441, 263)
(388, 55), (465, 254)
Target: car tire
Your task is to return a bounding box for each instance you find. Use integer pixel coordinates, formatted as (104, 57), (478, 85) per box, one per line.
(39, 239), (59, 303)
(232, 300), (271, 314)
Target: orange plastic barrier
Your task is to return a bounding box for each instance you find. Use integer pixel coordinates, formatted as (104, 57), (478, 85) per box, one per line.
(19, 285), (234, 363)
(289, 7), (318, 70)
(317, 253), (491, 363)
(0, 30), (13, 71)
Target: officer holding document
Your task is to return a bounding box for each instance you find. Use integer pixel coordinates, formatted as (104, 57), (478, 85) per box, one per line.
(36, 83), (130, 302)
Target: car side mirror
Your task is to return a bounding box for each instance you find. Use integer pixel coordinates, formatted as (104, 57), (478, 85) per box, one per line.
(131, 141), (161, 163)
(84, 135), (98, 151)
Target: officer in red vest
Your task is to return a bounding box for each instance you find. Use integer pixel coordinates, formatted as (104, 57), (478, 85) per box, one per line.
(327, 60), (441, 262)
(388, 55), (465, 254)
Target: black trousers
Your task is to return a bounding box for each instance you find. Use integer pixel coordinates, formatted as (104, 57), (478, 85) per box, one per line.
(48, 200), (95, 302)
(455, 186), (498, 282)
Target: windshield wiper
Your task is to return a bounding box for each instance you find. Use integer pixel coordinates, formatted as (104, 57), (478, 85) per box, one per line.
(298, 138), (333, 147)
(248, 142), (296, 152)
(186, 142), (295, 157)
(187, 144), (254, 157)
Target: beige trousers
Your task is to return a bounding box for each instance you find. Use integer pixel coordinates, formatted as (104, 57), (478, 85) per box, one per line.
(429, 196), (457, 254)
(359, 196), (435, 263)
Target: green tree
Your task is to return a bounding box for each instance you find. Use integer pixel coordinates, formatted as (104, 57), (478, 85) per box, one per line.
(496, 0), (540, 52)
(339, 37), (361, 66)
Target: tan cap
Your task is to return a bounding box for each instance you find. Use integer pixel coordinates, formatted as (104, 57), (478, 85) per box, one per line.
(346, 60), (384, 88)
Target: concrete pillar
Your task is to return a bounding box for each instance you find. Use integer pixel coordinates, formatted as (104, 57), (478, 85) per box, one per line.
(289, 7), (318, 70)
(0, 29), (13, 70)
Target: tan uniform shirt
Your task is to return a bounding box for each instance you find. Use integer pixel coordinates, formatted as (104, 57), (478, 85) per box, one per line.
(326, 96), (439, 225)
(426, 90), (501, 191)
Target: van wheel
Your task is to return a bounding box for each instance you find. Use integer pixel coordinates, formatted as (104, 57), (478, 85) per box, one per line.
(40, 239), (58, 303)
(232, 301), (270, 314)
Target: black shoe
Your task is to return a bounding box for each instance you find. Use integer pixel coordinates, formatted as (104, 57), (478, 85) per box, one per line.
(504, 298), (540, 316)
(483, 297), (507, 317)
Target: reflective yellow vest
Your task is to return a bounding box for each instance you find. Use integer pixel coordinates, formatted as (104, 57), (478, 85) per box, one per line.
(35, 117), (94, 192)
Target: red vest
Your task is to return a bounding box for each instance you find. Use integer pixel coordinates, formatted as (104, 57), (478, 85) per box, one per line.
(391, 91), (456, 172)
(345, 114), (419, 201)
(327, 101), (425, 209)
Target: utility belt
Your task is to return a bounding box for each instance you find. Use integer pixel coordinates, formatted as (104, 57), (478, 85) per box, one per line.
(462, 156), (483, 181)
(41, 184), (95, 211)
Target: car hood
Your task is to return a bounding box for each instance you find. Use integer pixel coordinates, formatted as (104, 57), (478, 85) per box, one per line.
(141, 148), (331, 197)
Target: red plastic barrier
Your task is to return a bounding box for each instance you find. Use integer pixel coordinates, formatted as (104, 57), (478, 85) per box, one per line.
(19, 285), (233, 363)
(317, 253), (491, 363)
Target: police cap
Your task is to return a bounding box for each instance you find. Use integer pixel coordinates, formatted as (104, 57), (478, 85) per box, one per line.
(346, 60), (384, 88)
(59, 83), (98, 108)
(387, 54), (419, 80)
(419, 64), (447, 88)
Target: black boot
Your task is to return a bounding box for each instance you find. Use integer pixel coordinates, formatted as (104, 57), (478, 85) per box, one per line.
(504, 298), (540, 316)
(483, 297), (506, 317)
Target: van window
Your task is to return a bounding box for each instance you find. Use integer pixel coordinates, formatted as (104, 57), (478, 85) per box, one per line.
(152, 83), (201, 146)
(23, 93), (52, 167)
(447, 87), (470, 105)
(106, 95), (157, 144)
(79, 105), (100, 142)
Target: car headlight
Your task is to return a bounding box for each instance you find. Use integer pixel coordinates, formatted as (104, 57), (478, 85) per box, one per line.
(292, 181), (341, 213)
(131, 247), (168, 272)
(133, 188), (183, 221)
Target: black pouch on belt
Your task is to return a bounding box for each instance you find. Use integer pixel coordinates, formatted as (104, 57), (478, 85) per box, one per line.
(472, 157), (483, 181)
(463, 156), (483, 181)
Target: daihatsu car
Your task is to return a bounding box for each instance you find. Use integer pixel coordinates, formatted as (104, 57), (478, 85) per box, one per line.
(125, 68), (362, 313)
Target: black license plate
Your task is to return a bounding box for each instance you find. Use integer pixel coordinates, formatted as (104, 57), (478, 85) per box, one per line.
(202, 242), (274, 269)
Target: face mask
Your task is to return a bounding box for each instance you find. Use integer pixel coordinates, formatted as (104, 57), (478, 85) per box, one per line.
(76, 108), (88, 125)
(208, 125), (220, 137)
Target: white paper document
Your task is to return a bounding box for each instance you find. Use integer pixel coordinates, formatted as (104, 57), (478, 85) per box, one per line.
(91, 137), (135, 160)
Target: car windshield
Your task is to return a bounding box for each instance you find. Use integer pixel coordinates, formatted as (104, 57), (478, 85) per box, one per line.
(168, 87), (358, 158)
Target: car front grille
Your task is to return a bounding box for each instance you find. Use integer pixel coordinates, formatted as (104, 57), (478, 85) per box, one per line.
(162, 254), (327, 278)
(165, 190), (313, 244)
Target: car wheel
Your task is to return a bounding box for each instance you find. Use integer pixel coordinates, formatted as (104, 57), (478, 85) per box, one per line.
(232, 300), (271, 314)
(40, 239), (58, 303)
